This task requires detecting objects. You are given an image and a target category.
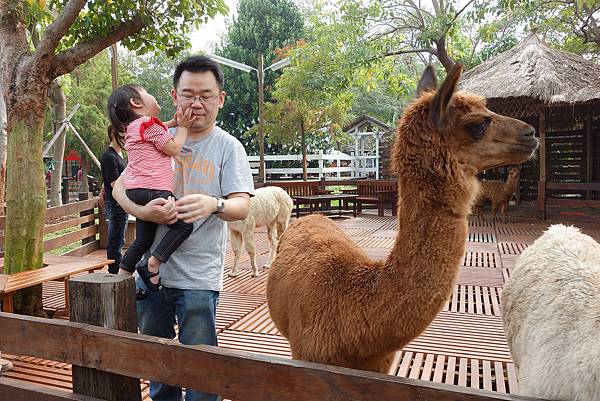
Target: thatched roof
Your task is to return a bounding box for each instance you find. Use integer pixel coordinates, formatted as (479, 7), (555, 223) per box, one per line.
(459, 33), (600, 104)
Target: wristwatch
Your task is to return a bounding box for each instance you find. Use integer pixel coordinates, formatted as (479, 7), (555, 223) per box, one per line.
(212, 196), (225, 214)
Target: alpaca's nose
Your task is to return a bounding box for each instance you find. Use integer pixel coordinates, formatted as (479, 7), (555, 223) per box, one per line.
(521, 125), (536, 140)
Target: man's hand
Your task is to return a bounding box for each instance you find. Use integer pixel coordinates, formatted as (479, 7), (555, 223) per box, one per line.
(175, 194), (218, 223)
(142, 197), (178, 224)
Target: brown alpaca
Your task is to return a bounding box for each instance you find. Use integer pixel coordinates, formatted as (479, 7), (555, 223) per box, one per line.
(475, 166), (520, 218)
(266, 64), (538, 373)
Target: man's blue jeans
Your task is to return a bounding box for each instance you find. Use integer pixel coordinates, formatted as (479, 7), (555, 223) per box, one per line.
(104, 198), (128, 274)
(136, 279), (220, 401)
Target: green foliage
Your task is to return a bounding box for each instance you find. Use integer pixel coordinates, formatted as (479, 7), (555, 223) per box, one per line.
(44, 0), (229, 57)
(44, 52), (134, 178)
(214, 0), (305, 152)
(120, 51), (187, 122)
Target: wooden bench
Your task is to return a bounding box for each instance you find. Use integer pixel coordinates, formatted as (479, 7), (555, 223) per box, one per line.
(0, 255), (110, 313)
(342, 180), (398, 217)
(265, 181), (331, 213)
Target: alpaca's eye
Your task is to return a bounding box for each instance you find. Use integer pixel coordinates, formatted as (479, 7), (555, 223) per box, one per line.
(466, 119), (490, 139)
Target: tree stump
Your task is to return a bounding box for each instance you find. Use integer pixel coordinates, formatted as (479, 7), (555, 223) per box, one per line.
(69, 273), (141, 401)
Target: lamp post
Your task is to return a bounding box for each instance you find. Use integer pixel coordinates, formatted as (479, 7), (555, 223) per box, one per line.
(208, 54), (290, 183)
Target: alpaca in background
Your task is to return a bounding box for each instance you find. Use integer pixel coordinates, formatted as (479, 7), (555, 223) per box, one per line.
(475, 165), (520, 218)
(502, 224), (600, 401)
(228, 186), (293, 278)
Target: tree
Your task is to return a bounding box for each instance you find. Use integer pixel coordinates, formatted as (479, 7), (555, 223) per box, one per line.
(215, 0), (305, 153)
(342, 0), (479, 73)
(120, 51), (182, 123)
(0, 0), (227, 315)
(472, 0), (600, 58)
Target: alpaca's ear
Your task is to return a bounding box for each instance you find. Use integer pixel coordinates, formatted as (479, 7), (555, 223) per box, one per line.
(416, 65), (437, 96)
(429, 63), (464, 130)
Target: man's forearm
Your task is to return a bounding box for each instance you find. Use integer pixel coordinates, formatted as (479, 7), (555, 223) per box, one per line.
(219, 195), (250, 221)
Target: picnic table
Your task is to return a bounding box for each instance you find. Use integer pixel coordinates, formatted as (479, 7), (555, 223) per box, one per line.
(294, 194), (358, 219)
(0, 255), (111, 313)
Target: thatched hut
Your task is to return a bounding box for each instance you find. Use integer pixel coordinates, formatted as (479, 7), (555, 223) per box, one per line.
(460, 32), (600, 221)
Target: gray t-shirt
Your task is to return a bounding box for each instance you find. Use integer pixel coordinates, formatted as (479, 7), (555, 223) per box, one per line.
(149, 125), (255, 291)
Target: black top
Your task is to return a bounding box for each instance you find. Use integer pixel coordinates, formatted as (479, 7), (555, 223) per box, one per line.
(100, 147), (127, 202)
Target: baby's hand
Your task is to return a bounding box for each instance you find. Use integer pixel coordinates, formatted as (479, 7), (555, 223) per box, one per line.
(176, 107), (197, 129)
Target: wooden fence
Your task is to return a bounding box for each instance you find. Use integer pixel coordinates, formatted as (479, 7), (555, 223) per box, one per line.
(0, 310), (546, 401)
(537, 182), (600, 221)
(0, 199), (100, 259)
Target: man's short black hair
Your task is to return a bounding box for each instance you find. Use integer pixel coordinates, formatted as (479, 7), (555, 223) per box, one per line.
(173, 56), (225, 90)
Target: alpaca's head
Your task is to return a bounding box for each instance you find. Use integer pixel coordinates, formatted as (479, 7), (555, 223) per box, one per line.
(392, 65), (538, 181)
(507, 166), (521, 182)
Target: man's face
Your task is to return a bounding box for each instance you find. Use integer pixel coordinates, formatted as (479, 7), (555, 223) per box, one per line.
(171, 70), (225, 135)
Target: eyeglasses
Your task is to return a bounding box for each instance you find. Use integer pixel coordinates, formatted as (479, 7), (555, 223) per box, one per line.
(177, 93), (221, 105)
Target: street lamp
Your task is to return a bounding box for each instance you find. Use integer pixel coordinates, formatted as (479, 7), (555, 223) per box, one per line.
(208, 53), (290, 183)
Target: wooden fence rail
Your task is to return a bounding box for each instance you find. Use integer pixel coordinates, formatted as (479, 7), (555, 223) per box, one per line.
(0, 199), (100, 258)
(537, 181), (600, 221)
(0, 312), (546, 401)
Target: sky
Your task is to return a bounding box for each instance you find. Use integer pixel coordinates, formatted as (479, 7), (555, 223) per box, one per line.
(189, 0), (239, 53)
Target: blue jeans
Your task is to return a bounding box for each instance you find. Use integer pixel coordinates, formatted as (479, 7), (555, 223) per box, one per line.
(136, 278), (220, 401)
(104, 197), (129, 274)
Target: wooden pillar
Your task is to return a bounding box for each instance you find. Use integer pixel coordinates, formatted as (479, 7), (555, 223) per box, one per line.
(80, 195), (95, 245)
(586, 109), (593, 200)
(537, 109), (547, 220)
(69, 273), (141, 401)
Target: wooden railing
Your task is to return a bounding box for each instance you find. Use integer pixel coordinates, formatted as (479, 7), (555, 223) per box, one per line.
(537, 181), (600, 221)
(0, 199), (100, 259)
(0, 311), (546, 401)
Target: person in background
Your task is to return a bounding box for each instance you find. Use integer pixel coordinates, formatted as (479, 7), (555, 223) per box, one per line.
(100, 125), (128, 274)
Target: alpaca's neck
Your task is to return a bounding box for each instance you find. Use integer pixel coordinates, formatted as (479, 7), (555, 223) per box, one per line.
(504, 176), (519, 197)
(378, 171), (476, 344)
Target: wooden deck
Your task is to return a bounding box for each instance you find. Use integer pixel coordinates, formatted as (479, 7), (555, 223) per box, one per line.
(3, 210), (600, 398)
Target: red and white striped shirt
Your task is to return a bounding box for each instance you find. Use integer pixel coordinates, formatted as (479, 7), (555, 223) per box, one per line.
(123, 116), (174, 192)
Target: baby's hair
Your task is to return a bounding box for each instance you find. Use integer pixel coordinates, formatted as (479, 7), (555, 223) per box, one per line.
(107, 124), (125, 149)
(107, 84), (143, 133)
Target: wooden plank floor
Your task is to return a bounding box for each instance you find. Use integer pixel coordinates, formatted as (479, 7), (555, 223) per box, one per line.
(4, 210), (600, 399)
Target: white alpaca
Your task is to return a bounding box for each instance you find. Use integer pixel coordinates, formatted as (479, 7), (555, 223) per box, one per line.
(228, 186), (293, 277)
(502, 224), (600, 401)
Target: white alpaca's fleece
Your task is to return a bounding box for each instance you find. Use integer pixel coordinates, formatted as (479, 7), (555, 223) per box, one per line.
(502, 224), (600, 401)
(227, 186), (293, 277)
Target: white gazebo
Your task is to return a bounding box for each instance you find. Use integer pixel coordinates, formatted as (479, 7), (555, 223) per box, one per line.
(343, 115), (392, 179)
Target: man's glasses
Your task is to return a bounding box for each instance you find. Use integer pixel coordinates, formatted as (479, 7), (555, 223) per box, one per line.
(177, 93), (220, 106)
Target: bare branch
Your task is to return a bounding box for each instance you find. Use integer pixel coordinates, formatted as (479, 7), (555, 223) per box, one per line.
(384, 48), (438, 57)
(35, 0), (86, 62)
(50, 16), (145, 79)
(452, 0), (477, 23)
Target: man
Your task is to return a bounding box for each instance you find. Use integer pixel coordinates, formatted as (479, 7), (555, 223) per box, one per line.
(113, 56), (254, 401)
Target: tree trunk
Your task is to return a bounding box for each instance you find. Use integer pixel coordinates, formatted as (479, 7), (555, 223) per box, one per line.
(0, 96), (6, 207)
(300, 119), (307, 181)
(49, 80), (67, 207)
(435, 36), (456, 74)
(3, 45), (49, 315)
(5, 110), (48, 315)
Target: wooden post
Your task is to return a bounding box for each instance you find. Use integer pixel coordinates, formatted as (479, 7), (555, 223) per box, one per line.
(537, 109), (546, 220)
(79, 196), (95, 245)
(586, 109), (593, 200)
(69, 273), (141, 401)
(258, 54), (265, 184)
